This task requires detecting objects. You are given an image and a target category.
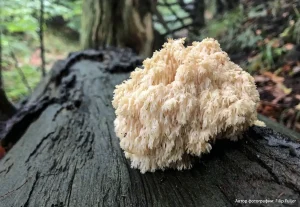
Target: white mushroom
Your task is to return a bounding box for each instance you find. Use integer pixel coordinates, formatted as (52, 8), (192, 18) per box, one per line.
(112, 38), (260, 173)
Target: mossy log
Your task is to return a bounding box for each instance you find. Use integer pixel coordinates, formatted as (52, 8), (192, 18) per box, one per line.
(0, 49), (300, 207)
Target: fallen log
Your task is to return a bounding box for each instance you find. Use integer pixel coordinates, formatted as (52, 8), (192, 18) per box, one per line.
(0, 49), (299, 207)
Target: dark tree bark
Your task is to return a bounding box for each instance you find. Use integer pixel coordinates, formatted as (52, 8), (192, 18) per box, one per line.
(0, 89), (17, 122)
(217, 0), (240, 14)
(80, 0), (154, 57)
(190, 0), (205, 35)
(0, 49), (300, 207)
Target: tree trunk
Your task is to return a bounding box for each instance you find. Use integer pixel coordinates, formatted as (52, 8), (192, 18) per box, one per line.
(217, 0), (240, 14)
(80, 0), (154, 57)
(0, 31), (16, 122)
(0, 49), (300, 207)
(0, 89), (16, 122)
(190, 0), (205, 36)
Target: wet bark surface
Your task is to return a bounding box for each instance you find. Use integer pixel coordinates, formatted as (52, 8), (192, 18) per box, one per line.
(0, 49), (299, 207)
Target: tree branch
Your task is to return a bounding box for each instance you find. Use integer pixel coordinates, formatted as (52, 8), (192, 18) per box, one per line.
(39, 0), (46, 77)
(10, 52), (32, 94)
(0, 9), (2, 89)
(0, 10), (16, 121)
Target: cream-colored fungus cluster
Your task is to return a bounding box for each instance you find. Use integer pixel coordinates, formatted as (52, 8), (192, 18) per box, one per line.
(112, 38), (260, 173)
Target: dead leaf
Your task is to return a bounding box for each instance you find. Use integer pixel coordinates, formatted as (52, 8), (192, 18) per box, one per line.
(257, 101), (281, 119)
(283, 97), (293, 104)
(264, 38), (270, 44)
(254, 75), (270, 83)
(0, 146), (5, 160)
(284, 43), (294, 50)
(271, 39), (281, 48)
(292, 66), (300, 76)
(282, 12), (289, 18)
(294, 122), (300, 132)
(272, 94), (286, 104)
(257, 40), (264, 47)
(282, 64), (291, 72)
(262, 72), (284, 84)
(256, 29), (262, 35)
(278, 83), (292, 95)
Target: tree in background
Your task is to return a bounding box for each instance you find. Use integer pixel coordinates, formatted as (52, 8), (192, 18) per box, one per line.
(0, 32), (16, 122)
(79, 0), (239, 57)
(80, 0), (154, 57)
(216, 0), (239, 14)
(189, 0), (205, 36)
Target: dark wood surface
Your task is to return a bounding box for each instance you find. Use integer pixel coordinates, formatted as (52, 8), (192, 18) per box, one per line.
(0, 51), (299, 207)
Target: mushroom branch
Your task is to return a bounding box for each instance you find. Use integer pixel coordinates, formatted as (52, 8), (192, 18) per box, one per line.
(112, 38), (264, 173)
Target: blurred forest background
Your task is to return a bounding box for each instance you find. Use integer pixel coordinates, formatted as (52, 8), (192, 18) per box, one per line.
(0, 0), (300, 132)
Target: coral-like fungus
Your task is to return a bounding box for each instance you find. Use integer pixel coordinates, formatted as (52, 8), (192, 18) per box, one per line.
(112, 38), (260, 173)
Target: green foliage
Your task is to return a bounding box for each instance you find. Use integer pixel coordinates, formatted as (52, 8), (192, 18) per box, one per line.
(247, 4), (267, 18)
(280, 7), (300, 44)
(65, 1), (82, 32)
(197, 2), (300, 75)
(1, 0), (82, 56)
(1, 0), (82, 101)
(236, 28), (262, 49)
(196, 8), (262, 53)
(3, 65), (40, 102)
(4, 16), (38, 33)
(248, 40), (286, 73)
(199, 8), (243, 37)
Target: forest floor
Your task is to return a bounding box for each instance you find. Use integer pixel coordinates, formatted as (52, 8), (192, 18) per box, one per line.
(197, 0), (300, 132)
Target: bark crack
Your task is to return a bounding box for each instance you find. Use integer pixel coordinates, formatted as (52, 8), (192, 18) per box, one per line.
(0, 162), (13, 175)
(242, 138), (300, 193)
(105, 121), (114, 154)
(66, 162), (77, 207)
(25, 131), (55, 163)
(217, 184), (234, 206)
(23, 171), (40, 207)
